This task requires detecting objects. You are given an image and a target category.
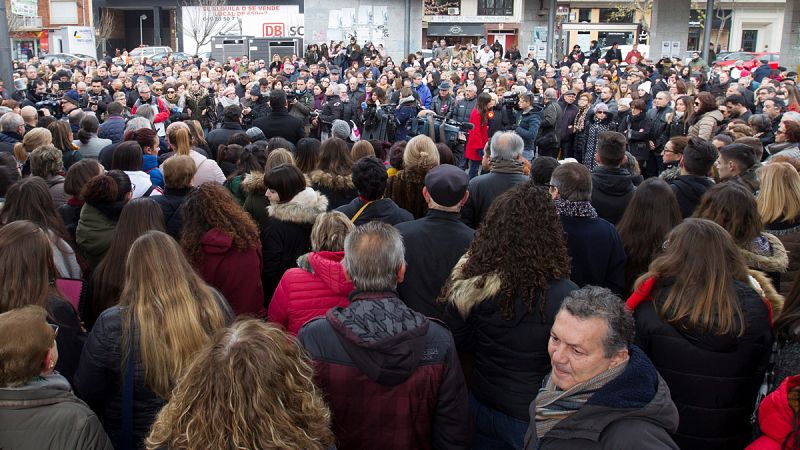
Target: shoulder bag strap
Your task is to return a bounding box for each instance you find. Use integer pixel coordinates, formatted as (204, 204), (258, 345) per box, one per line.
(350, 200), (374, 223)
(121, 341), (135, 450)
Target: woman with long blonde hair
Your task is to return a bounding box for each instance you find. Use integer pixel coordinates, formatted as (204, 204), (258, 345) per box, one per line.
(165, 123), (225, 185)
(75, 230), (232, 449)
(759, 162), (800, 296)
(146, 319), (334, 450)
(627, 218), (774, 450)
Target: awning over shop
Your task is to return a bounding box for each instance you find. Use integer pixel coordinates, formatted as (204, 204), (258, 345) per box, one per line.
(427, 23), (484, 37)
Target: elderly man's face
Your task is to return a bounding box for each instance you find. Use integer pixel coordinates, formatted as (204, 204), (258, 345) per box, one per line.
(548, 310), (628, 391)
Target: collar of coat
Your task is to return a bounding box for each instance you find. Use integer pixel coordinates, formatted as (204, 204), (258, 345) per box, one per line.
(445, 254), (503, 318)
(310, 170), (356, 190)
(268, 187), (328, 224)
(740, 232), (789, 274)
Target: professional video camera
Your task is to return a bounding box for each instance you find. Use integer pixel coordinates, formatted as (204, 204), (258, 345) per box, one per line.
(503, 91), (545, 112)
(35, 93), (63, 117)
(408, 113), (474, 148)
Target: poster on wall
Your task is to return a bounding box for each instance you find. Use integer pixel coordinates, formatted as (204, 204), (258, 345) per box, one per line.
(340, 8), (355, 28)
(181, 5), (304, 54)
(424, 0), (460, 16)
(357, 6), (371, 25)
(373, 6), (387, 26)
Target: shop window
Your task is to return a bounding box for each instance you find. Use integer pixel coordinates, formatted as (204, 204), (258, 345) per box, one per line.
(478, 0), (514, 16)
(578, 8), (591, 22)
(598, 8), (633, 23)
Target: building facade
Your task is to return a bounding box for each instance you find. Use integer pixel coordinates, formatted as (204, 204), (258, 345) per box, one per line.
(6, 0), (92, 60)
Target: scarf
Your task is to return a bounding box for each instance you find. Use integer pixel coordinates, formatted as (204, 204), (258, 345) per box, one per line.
(554, 199), (597, 218)
(490, 158), (525, 174)
(218, 95), (240, 109)
(573, 106), (590, 132)
(534, 360), (629, 437)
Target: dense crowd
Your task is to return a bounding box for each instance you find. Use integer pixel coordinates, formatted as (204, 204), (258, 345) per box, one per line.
(0, 37), (799, 449)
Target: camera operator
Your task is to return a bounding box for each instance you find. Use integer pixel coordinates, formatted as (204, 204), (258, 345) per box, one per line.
(515, 91), (543, 161)
(75, 82), (90, 110)
(430, 81), (455, 117)
(250, 83), (271, 119)
(289, 78), (314, 135)
(88, 78), (112, 116)
(447, 84), (478, 166)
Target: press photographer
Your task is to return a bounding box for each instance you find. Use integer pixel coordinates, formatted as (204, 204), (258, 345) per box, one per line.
(88, 78), (112, 115)
(514, 91), (543, 161)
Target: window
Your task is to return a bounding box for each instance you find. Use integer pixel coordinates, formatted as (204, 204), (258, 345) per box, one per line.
(50, 0), (78, 24)
(578, 8), (591, 22)
(598, 8), (633, 23)
(478, 0), (513, 16)
(741, 30), (757, 52)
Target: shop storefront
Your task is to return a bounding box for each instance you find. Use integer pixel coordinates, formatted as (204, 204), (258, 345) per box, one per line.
(424, 22), (485, 47)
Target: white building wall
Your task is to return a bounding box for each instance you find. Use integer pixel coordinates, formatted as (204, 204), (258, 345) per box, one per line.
(727, 3), (784, 52)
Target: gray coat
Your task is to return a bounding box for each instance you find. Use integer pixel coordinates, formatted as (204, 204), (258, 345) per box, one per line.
(73, 135), (112, 160)
(0, 374), (113, 450)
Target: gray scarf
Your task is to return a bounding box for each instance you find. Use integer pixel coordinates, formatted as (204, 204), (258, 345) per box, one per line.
(554, 199), (598, 218)
(534, 360), (628, 437)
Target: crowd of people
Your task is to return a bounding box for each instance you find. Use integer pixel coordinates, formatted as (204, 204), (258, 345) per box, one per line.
(0, 37), (799, 449)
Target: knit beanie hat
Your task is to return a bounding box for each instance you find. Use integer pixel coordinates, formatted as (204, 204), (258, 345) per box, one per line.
(331, 119), (350, 140)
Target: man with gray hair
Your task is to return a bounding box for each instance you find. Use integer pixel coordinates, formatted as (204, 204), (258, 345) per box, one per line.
(536, 88), (562, 158)
(0, 112), (25, 154)
(523, 286), (678, 449)
(550, 162), (625, 294)
(461, 131), (528, 227)
(298, 221), (470, 450)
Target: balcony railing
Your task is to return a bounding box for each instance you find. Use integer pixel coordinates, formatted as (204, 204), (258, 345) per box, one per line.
(12, 15), (44, 30)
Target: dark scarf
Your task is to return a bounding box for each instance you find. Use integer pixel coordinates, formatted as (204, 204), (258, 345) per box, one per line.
(490, 158), (525, 174)
(554, 199), (598, 218)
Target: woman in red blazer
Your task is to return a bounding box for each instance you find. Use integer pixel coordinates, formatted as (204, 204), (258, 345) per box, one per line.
(465, 92), (495, 179)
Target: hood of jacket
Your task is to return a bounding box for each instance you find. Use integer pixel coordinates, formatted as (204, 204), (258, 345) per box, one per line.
(592, 167), (634, 197)
(0, 373), (76, 408)
(297, 251), (353, 295)
(671, 175), (714, 203)
(268, 187), (328, 224)
(240, 171), (265, 194)
(535, 346), (678, 443)
(445, 254), (502, 318)
(755, 374), (800, 447)
(201, 227), (235, 254)
(326, 291), (430, 385)
(45, 175), (65, 189)
(740, 232), (789, 274)
(702, 109), (725, 123)
(309, 170), (356, 190)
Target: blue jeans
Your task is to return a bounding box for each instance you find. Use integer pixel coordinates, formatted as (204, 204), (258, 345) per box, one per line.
(469, 393), (529, 450)
(468, 159), (482, 179)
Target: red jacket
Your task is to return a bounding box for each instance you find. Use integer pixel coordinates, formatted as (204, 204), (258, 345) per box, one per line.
(131, 96), (170, 124)
(269, 251), (353, 335)
(198, 228), (265, 318)
(748, 375), (800, 450)
(465, 108), (488, 161)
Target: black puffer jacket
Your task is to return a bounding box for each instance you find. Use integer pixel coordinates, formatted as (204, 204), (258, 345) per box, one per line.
(151, 187), (191, 239)
(443, 256), (578, 420)
(632, 278), (773, 450)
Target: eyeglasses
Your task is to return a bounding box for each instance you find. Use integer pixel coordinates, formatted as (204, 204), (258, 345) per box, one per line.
(167, 90), (175, 94)
(154, 88), (162, 92)
(49, 323), (59, 338)
(595, 111), (607, 115)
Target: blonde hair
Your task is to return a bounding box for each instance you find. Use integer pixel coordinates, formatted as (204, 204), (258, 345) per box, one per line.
(120, 231), (229, 399)
(266, 148), (295, 171)
(311, 211), (354, 252)
(13, 128), (52, 163)
(167, 126), (191, 156)
(146, 319), (334, 450)
(758, 162), (800, 224)
(351, 140), (375, 161)
(403, 135), (440, 171)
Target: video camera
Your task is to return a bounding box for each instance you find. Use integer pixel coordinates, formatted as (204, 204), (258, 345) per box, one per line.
(502, 91), (545, 112)
(408, 113), (474, 147)
(35, 93), (63, 117)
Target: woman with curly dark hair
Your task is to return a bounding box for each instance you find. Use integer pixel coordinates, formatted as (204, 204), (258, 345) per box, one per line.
(181, 183), (264, 317)
(441, 181), (576, 449)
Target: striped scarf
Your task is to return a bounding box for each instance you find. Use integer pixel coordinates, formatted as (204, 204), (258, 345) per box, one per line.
(534, 360), (628, 438)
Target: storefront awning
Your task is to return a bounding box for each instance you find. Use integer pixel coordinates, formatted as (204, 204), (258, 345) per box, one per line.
(427, 23), (484, 37)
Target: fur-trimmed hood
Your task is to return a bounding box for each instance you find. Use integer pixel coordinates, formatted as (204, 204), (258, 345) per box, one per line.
(741, 232), (789, 274)
(445, 254), (502, 318)
(309, 170), (356, 190)
(748, 269), (784, 319)
(240, 171), (265, 194)
(268, 187), (328, 224)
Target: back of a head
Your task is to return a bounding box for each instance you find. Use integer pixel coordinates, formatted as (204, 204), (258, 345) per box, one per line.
(351, 140), (376, 161)
(490, 131), (524, 161)
(78, 114), (101, 145)
(0, 220), (56, 312)
(296, 138), (321, 173)
(331, 120), (350, 140)
(136, 104), (155, 123)
(29, 145), (64, 178)
(559, 286), (633, 357)
(530, 156), (559, 187)
(81, 170), (131, 205)
(597, 131), (627, 167)
(267, 137), (295, 154)
(270, 89), (287, 110)
(683, 137), (719, 176)
(719, 143), (757, 171)
(106, 101), (124, 116)
(311, 211), (354, 252)
(758, 162), (800, 224)
(352, 156), (387, 200)
(318, 137), (354, 175)
(343, 221), (404, 291)
(551, 162), (592, 202)
(47, 121), (74, 153)
(162, 155), (197, 189)
(168, 127), (192, 156)
(403, 135), (440, 170)
(223, 105), (242, 123)
(0, 305), (53, 387)
(111, 141), (144, 171)
(125, 117), (153, 135)
(693, 182), (761, 247)
(0, 112), (23, 133)
(16, 128), (52, 161)
(265, 148), (295, 172)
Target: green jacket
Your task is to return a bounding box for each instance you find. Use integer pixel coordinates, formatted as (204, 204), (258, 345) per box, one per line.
(0, 374), (113, 450)
(76, 203), (116, 269)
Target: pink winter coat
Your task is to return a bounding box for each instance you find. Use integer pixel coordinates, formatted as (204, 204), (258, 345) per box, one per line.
(268, 251), (353, 335)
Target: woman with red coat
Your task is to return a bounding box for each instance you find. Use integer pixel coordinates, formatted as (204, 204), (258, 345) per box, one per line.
(748, 374), (800, 449)
(269, 211), (354, 335)
(180, 183), (265, 318)
(465, 92), (494, 179)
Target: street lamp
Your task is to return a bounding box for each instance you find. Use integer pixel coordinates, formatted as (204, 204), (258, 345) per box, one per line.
(140, 14), (147, 48)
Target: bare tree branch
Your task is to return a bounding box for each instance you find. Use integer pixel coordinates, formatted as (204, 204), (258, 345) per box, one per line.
(95, 9), (115, 55)
(180, 0), (232, 55)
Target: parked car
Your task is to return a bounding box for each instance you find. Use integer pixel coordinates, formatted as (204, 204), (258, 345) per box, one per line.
(41, 53), (96, 64)
(713, 52), (780, 70)
(129, 46), (173, 62)
(743, 52), (781, 70)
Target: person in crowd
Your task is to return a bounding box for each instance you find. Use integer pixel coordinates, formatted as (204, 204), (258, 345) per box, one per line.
(627, 219), (774, 450)
(0, 306), (113, 449)
(298, 221), (470, 450)
(309, 137), (358, 209)
(12, 127), (51, 175)
(590, 131), (635, 225)
(537, 89), (562, 158)
(465, 92), (494, 179)
(181, 183), (264, 317)
(716, 142), (760, 193)
(557, 91), (579, 159)
(0, 220), (84, 384)
(28, 144), (68, 208)
(206, 105), (245, 160)
(48, 120), (82, 172)
(151, 155), (195, 240)
(269, 211), (354, 335)
(0, 112), (25, 154)
(145, 319), (334, 450)
(111, 141), (162, 198)
(98, 102), (126, 143)
(669, 136), (718, 218)
(766, 119), (800, 161)
(336, 154), (414, 225)
(165, 124), (225, 186)
(75, 231), (232, 449)
(694, 183), (789, 290)
(385, 135), (440, 219)
(461, 132), (529, 228)
(73, 115), (111, 160)
(98, 118), (152, 168)
(394, 164), (473, 320)
(124, 127), (163, 189)
(579, 103), (617, 170)
(666, 95), (694, 138)
(351, 140), (375, 161)
(550, 162), (626, 294)
(660, 135), (688, 181)
(86, 198), (164, 330)
(758, 162), (800, 297)
(59, 159), (103, 240)
(523, 286), (679, 449)
(748, 374), (800, 450)
(253, 90), (306, 145)
(442, 182), (576, 449)
(261, 163), (328, 302)
(616, 178), (682, 295)
(688, 92), (724, 141)
(76, 170), (132, 269)
(295, 137), (321, 175)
